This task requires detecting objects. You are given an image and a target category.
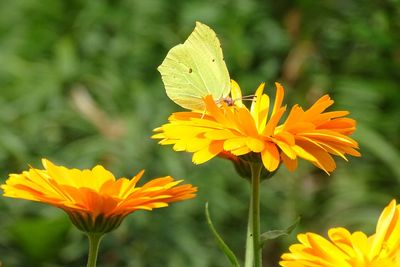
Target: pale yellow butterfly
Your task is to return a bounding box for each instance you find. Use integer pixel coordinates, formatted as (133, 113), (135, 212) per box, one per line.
(158, 22), (231, 111)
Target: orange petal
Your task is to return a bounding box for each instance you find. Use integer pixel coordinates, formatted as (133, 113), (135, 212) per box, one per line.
(281, 152), (298, 172)
(272, 82), (285, 117)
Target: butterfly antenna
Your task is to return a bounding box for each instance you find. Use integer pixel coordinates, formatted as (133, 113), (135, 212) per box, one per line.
(232, 94), (256, 103)
(240, 94), (256, 100)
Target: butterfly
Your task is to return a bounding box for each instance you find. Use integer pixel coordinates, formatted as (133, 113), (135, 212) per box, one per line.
(158, 21), (231, 111)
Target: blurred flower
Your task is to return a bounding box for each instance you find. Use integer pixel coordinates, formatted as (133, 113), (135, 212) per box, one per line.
(1, 159), (197, 233)
(280, 199), (400, 267)
(153, 81), (359, 174)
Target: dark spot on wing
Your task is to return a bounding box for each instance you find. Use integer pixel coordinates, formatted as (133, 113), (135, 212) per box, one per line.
(212, 59), (215, 62)
(189, 68), (193, 73)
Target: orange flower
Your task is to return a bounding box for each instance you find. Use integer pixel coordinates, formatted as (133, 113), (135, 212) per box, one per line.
(280, 199), (400, 267)
(1, 159), (197, 233)
(153, 81), (359, 174)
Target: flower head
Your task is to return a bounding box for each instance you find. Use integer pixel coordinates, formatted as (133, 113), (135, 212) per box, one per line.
(1, 159), (197, 233)
(280, 199), (400, 267)
(153, 81), (359, 174)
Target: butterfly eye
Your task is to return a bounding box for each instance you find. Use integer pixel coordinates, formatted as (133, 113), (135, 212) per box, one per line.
(222, 97), (234, 106)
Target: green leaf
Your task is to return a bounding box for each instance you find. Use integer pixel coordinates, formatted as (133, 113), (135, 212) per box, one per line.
(260, 217), (300, 246)
(205, 202), (241, 267)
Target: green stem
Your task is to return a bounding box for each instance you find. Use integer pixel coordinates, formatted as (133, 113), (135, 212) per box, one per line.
(244, 193), (254, 267)
(245, 162), (262, 267)
(86, 233), (104, 267)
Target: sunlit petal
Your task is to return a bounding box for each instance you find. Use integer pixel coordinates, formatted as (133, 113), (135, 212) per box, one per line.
(153, 82), (359, 174)
(280, 200), (400, 267)
(1, 160), (197, 233)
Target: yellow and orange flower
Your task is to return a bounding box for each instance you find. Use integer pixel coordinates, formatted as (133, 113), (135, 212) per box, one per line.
(153, 80), (360, 174)
(1, 159), (197, 233)
(280, 199), (400, 267)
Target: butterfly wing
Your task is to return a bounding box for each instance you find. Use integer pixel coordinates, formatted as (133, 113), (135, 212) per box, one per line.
(158, 22), (230, 110)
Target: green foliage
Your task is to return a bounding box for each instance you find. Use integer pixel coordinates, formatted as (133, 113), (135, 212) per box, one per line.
(10, 216), (70, 263)
(205, 203), (241, 267)
(260, 217), (300, 246)
(0, 0), (399, 266)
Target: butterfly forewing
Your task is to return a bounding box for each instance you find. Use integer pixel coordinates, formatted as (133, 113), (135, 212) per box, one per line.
(158, 22), (230, 111)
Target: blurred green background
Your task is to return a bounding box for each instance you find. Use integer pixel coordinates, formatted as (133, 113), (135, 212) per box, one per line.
(0, 0), (399, 266)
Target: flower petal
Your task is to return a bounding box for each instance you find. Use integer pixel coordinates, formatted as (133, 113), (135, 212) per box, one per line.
(261, 143), (280, 171)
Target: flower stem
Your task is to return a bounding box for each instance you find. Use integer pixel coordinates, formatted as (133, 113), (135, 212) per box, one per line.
(86, 233), (104, 267)
(244, 162), (262, 267)
(244, 195), (254, 267)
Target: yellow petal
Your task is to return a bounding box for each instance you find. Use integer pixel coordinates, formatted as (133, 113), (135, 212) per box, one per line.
(275, 140), (297, 159)
(261, 143), (280, 171)
(292, 145), (318, 162)
(192, 141), (224, 164)
(231, 146), (252, 156)
(245, 137), (265, 152)
(370, 199), (397, 258)
(230, 79), (244, 108)
(250, 83), (266, 115)
(224, 137), (247, 151)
